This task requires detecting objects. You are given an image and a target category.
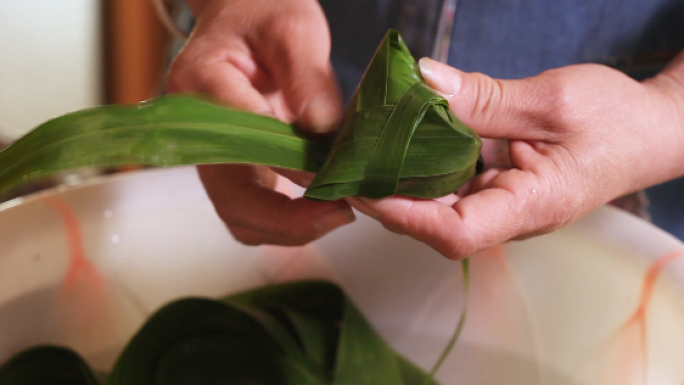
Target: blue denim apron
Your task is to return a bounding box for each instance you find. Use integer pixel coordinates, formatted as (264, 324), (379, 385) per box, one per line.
(319, 0), (684, 240)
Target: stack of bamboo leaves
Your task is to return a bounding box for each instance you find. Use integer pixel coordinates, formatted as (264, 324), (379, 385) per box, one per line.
(0, 281), (444, 385)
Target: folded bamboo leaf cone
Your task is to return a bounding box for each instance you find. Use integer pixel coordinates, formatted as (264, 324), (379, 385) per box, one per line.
(304, 30), (482, 200)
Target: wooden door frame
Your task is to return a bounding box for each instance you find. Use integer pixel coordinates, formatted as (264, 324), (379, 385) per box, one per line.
(102, 0), (169, 104)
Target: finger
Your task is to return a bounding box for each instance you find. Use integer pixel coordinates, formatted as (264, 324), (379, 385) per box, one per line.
(168, 41), (275, 116)
(418, 57), (554, 140)
(345, 197), (409, 237)
(354, 167), (571, 260)
(273, 168), (315, 188)
(228, 225), (331, 247)
(344, 197), (379, 219)
(227, 226), (283, 246)
(466, 167), (507, 193)
(198, 164), (355, 245)
(252, 17), (343, 133)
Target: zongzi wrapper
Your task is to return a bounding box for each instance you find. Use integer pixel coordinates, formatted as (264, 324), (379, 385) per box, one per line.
(0, 30), (481, 201)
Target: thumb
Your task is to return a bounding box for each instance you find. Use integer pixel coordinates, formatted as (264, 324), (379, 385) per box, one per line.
(419, 57), (549, 140)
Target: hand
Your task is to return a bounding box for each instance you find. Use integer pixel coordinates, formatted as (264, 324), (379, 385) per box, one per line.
(168, 0), (354, 246)
(347, 56), (684, 259)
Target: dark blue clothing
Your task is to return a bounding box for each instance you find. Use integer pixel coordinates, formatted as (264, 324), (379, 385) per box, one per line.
(319, 0), (684, 241)
(320, 0), (684, 95)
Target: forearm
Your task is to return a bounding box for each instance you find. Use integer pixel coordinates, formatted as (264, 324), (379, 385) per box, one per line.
(640, 51), (684, 188)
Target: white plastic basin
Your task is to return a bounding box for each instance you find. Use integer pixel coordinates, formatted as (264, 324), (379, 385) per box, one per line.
(1, 166), (684, 385)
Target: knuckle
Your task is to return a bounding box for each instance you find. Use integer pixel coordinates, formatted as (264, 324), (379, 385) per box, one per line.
(448, 217), (484, 259)
(214, 206), (240, 227)
(549, 166), (584, 223)
(167, 49), (220, 92)
(291, 222), (323, 244)
(470, 73), (504, 123)
(260, 11), (330, 61)
(531, 172), (582, 234)
(268, 14), (308, 38)
(381, 222), (408, 236)
(268, 4), (326, 36)
(168, 40), (244, 92)
(552, 196), (579, 228)
(532, 69), (585, 131)
(273, 212), (319, 244)
(228, 227), (264, 246)
(193, 47), (234, 67)
(436, 237), (476, 260)
(544, 78), (575, 118)
(552, 187), (584, 229)
(380, 211), (412, 235)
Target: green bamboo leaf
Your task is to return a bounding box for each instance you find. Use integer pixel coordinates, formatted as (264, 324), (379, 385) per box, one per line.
(421, 259), (470, 385)
(0, 96), (326, 193)
(227, 281), (344, 380)
(304, 30), (482, 200)
(280, 309), (337, 373)
(397, 356), (441, 385)
(0, 346), (101, 385)
(0, 30), (481, 201)
(1, 280), (461, 385)
(104, 281), (445, 384)
(107, 297), (327, 385)
(226, 280), (415, 384)
(226, 280), (443, 385)
(332, 297), (405, 385)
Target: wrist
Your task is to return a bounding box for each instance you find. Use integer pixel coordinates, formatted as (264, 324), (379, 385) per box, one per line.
(641, 55), (684, 186)
(650, 51), (684, 115)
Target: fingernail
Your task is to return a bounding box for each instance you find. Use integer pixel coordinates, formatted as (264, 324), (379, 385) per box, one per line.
(315, 207), (356, 235)
(299, 174), (314, 187)
(419, 57), (436, 80)
(303, 92), (340, 134)
(419, 57), (462, 96)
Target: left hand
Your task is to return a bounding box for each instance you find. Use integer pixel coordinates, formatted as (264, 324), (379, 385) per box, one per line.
(347, 56), (684, 259)
(168, 0), (354, 246)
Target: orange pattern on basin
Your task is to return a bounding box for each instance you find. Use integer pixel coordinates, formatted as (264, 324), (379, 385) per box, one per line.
(43, 197), (103, 289)
(42, 197), (106, 338)
(599, 250), (684, 385)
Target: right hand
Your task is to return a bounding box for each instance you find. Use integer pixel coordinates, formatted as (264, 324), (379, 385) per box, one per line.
(168, 0), (355, 246)
(347, 57), (684, 259)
